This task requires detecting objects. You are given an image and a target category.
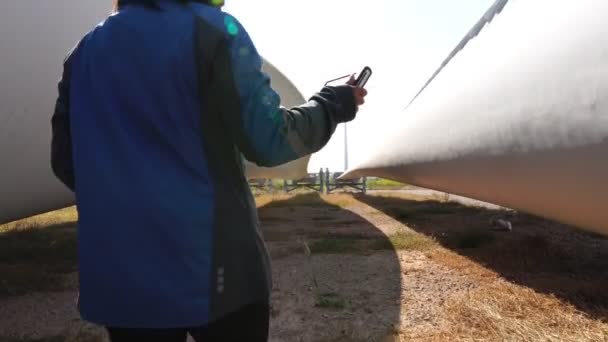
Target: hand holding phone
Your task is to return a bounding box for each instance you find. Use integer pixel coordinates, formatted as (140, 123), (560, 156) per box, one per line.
(323, 67), (370, 108)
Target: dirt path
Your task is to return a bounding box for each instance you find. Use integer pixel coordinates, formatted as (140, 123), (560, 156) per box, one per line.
(1, 193), (607, 341)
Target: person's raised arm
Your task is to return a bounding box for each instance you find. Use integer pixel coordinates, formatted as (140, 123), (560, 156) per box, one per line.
(207, 15), (366, 167)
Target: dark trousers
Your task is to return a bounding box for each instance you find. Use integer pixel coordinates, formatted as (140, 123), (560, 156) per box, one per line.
(106, 301), (269, 342)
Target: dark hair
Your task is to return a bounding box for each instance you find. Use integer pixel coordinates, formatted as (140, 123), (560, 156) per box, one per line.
(113, 0), (222, 11)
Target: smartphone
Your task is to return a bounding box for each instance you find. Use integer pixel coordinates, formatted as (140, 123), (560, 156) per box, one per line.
(354, 66), (372, 88)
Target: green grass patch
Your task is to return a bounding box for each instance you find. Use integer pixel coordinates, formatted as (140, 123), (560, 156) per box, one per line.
(249, 179), (285, 191)
(315, 292), (346, 310)
(366, 178), (407, 190)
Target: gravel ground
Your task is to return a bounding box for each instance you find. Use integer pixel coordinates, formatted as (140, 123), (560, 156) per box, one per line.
(1, 192), (606, 341)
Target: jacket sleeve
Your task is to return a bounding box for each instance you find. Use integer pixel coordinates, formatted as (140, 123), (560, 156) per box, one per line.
(212, 15), (357, 167)
(51, 51), (76, 191)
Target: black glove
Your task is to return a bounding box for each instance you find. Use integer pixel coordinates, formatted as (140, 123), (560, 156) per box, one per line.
(309, 85), (357, 124)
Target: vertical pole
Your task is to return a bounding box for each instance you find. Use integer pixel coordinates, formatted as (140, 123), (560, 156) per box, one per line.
(325, 168), (330, 194)
(319, 168), (324, 193)
(344, 123), (348, 171)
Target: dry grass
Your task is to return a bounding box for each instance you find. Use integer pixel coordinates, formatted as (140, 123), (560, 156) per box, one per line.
(0, 207), (77, 233)
(256, 193), (361, 209)
(395, 247), (608, 341)
(255, 193), (296, 208)
(388, 231), (437, 251)
(308, 231), (437, 255)
(426, 248), (498, 280)
(3, 192), (608, 341)
(386, 201), (483, 218)
(359, 191), (454, 205)
(432, 281), (608, 341)
(421, 246), (608, 341)
(449, 229), (496, 249)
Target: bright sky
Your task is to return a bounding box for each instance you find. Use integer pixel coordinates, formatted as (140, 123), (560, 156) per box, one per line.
(224, 0), (496, 172)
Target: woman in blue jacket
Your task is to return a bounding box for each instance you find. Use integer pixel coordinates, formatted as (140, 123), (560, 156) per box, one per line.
(51, 0), (366, 340)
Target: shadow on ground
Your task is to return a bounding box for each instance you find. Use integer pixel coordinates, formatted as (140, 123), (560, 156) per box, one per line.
(0, 221), (78, 297)
(355, 193), (608, 321)
(0, 195), (403, 342)
(257, 193), (402, 342)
